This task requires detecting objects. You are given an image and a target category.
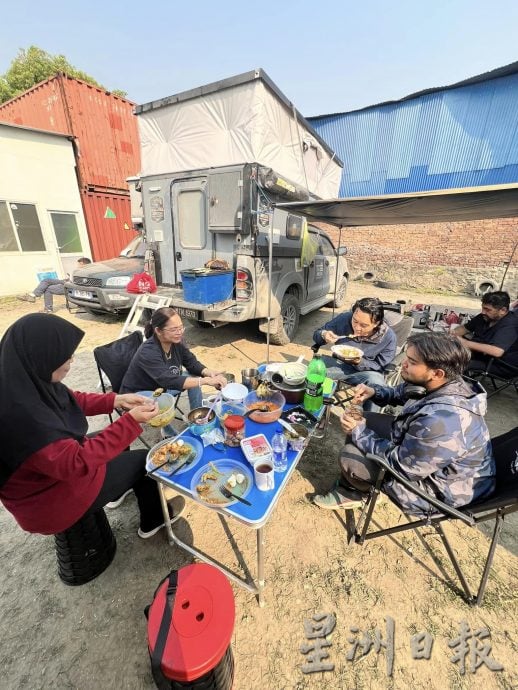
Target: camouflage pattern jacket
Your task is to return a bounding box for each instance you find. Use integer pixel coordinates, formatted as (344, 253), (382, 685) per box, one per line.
(351, 378), (495, 515)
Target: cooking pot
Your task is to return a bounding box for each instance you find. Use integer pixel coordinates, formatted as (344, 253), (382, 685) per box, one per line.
(269, 377), (305, 404)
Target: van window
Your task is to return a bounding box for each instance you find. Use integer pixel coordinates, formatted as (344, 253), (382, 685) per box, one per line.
(178, 189), (206, 248)
(320, 236), (336, 257)
(119, 235), (146, 258)
(286, 215), (303, 240)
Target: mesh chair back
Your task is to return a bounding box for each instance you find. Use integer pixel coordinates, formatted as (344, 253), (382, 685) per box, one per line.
(93, 331), (143, 393)
(491, 426), (518, 490)
(390, 315), (414, 354)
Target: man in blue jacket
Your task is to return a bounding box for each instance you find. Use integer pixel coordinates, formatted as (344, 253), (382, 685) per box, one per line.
(313, 297), (397, 400)
(314, 332), (495, 512)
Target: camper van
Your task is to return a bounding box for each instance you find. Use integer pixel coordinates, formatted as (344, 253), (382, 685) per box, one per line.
(135, 69), (348, 343)
(141, 163), (348, 344)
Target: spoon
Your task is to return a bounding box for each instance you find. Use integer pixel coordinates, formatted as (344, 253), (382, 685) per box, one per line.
(198, 395), (221, 424)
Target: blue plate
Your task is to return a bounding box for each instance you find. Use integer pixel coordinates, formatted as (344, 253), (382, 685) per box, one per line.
(146, 436), (203, 477)
(190, 459), (253, 507)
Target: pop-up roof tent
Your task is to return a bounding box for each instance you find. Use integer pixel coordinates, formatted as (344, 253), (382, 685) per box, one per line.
(135, 69), (343, 200)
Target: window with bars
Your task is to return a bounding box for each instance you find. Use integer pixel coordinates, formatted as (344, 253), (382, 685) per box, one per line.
(0, 201), (46, 252)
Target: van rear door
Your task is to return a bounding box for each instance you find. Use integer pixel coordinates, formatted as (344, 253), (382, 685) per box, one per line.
(170, 177), (211, 282)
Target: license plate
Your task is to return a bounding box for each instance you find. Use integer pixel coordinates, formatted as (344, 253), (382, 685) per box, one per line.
(176, 307), (201, 320)
(71, 289), (93, 299)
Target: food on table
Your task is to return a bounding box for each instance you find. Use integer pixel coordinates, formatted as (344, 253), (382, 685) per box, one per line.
(240, 434), (273, 465)
(248, 401), (278, 412)
(256, 381), (272, 399)
(150, 439), (191, 470)
(194, 463), (250, 505)
(201, 472), (217, 482)
(225, 472), (245, 489)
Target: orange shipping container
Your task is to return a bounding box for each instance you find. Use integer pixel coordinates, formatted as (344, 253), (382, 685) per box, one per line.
(81, 190), (137, 261)
(0, 74), (140, 192)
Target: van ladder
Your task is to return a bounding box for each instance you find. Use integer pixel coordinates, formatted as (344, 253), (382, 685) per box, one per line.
(118, 293), (172, 339)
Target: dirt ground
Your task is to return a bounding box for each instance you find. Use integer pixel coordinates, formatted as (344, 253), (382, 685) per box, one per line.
(0, 283), (517, 690)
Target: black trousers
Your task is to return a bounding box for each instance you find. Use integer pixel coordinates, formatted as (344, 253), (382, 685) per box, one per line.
(84, 449), (164, 532)
(339, 412), (394, 493)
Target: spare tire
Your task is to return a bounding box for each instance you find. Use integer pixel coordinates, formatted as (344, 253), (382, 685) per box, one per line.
(375, 280), (401, 290)
(475, 279), (497, 296)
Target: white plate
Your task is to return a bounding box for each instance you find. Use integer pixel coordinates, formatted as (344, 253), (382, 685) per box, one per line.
(331, 344), (363, 361)
(191, 459), (253, 506)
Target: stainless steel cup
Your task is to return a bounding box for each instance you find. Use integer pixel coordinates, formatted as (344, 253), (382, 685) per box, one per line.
(224, 373), (236, 384)
(241, 367), (259, 391)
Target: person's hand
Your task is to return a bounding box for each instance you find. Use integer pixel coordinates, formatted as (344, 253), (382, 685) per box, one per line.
(351, 384), (375, 405)
(128, 401), (159, 423)
(323, 329), (340, 345)
(114, 393), (152, 410)
(340, 408), (365, 434)
(206, 374), (229, 389)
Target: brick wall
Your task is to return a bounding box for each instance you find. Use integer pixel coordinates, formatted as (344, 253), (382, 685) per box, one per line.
(319, 217), (518, 296)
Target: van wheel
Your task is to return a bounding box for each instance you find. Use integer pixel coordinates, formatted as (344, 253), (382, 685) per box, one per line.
(331, 277), (348, 308)
(188, 319), (211, 328)
(269, 293), (300, 345)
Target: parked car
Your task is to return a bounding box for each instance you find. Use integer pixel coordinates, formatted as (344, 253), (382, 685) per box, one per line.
(64, 234), (145, 314)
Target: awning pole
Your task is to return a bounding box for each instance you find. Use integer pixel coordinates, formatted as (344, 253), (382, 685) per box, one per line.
(266, 222), (273, 364)
(331, 225), (343, 319)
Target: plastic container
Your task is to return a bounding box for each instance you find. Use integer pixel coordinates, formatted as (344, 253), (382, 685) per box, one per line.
(223, 415), (245, 447)
(240, 434), (273, 466)
(303, 354), (327, 413)
(181, 270), (234, 305)
(187, 407), (218, 437)
(271, 428), (288, 472)
(148, 392), (176, 428)
(244, 390), (285, 424)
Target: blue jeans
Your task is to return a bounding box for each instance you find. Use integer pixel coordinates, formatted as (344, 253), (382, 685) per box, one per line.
(321, 355), (386, 411)
(167, 386), (202, 410)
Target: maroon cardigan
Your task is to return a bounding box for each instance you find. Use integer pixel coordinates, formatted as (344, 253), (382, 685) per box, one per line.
(0, 391), (142, 535)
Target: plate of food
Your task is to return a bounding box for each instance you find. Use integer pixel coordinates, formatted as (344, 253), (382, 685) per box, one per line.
(146, 436), (203, 476)
(331, 344), (363, 361)
(190, 459), (253, 507)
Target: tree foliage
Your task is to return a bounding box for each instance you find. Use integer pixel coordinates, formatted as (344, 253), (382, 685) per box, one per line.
(0, 46), (127, 103)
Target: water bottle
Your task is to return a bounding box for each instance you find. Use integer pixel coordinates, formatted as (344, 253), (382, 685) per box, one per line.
(303, 354), (327, 413)
(271, 428), (288, 472)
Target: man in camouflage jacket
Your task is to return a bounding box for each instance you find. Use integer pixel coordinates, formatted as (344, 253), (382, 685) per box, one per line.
(314, 332), (495, 515)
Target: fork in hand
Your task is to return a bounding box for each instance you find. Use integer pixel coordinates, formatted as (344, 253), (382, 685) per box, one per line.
(219, 484), (252, 506)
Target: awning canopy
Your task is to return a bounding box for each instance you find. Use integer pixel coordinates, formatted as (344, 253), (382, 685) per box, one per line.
(276, 187), (518, 227)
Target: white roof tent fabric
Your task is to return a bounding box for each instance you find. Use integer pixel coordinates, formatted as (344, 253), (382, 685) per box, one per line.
(135, 69), (343, 200)
(275, 187), (518, 227)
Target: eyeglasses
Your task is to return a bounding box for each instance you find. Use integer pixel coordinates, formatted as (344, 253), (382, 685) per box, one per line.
(162, 325), (185, 334)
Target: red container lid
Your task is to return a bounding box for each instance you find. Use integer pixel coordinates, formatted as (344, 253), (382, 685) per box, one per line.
(224, 414), (245, 431)
(147, 564), (235, 682)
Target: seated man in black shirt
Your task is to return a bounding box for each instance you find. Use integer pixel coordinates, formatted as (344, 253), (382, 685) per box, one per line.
(452, 291), (518, 376)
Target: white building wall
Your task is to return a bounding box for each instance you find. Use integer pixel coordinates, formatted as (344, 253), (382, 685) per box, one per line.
(0, 124), (91, 296)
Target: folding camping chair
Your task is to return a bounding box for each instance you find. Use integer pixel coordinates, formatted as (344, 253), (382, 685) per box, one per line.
(354, 427), (518, 606)
(466, 356), (518, 399)
(93, 332), (188, 447)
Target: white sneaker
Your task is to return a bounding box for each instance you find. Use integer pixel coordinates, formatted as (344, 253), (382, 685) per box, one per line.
(105, 489), (133, 509)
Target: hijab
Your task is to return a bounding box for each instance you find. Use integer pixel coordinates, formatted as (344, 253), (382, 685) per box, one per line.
(0, 314), (87, 488)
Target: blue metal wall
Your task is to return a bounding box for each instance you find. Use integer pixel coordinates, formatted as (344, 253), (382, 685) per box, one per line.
(308, 73), (518, 197)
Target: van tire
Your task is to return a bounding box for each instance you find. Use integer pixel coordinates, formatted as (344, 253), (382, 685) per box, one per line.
(269, 293), (300, 345)
(188, 319), (211, 329)
(331, 277), (348, 308)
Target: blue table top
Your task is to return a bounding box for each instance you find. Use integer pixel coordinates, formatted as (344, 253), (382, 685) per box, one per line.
(150, 391), (335, 529)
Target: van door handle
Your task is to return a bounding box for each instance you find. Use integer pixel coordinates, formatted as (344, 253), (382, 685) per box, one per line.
(176, 252), (182, 261)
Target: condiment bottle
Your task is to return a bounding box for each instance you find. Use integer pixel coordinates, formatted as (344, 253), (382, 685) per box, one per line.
(223, 414), (245, 447)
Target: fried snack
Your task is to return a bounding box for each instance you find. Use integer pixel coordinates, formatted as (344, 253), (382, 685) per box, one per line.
(248, 401), (278, 412)
(150, 441), (191, 467)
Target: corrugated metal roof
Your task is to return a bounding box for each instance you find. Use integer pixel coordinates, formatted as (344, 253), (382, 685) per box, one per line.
(309, 70), (518, 197)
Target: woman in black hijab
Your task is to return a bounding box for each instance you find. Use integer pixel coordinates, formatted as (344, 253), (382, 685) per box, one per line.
(0, 313), (184, 538)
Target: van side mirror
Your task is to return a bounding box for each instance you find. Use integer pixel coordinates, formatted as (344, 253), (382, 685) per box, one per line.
(337, 246), (347, 256)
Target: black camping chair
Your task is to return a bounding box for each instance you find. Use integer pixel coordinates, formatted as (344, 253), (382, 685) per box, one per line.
(93, 332), (187, 447)
(382, 313), (414, 387)
(466, 355), (518, 399)
(354, 428), (518, 606)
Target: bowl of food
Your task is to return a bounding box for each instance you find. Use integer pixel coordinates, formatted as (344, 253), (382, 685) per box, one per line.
(244, 390), (285, 424)
(187, 407), (218, 436)
(282, 422), (309, 452)
(331, 344), (363, 361)
(278, 362), (307, 386)
(148, 392), (177, 428)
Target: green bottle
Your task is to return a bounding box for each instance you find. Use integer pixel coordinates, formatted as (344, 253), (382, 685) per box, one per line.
(303, 354), (327, 413)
